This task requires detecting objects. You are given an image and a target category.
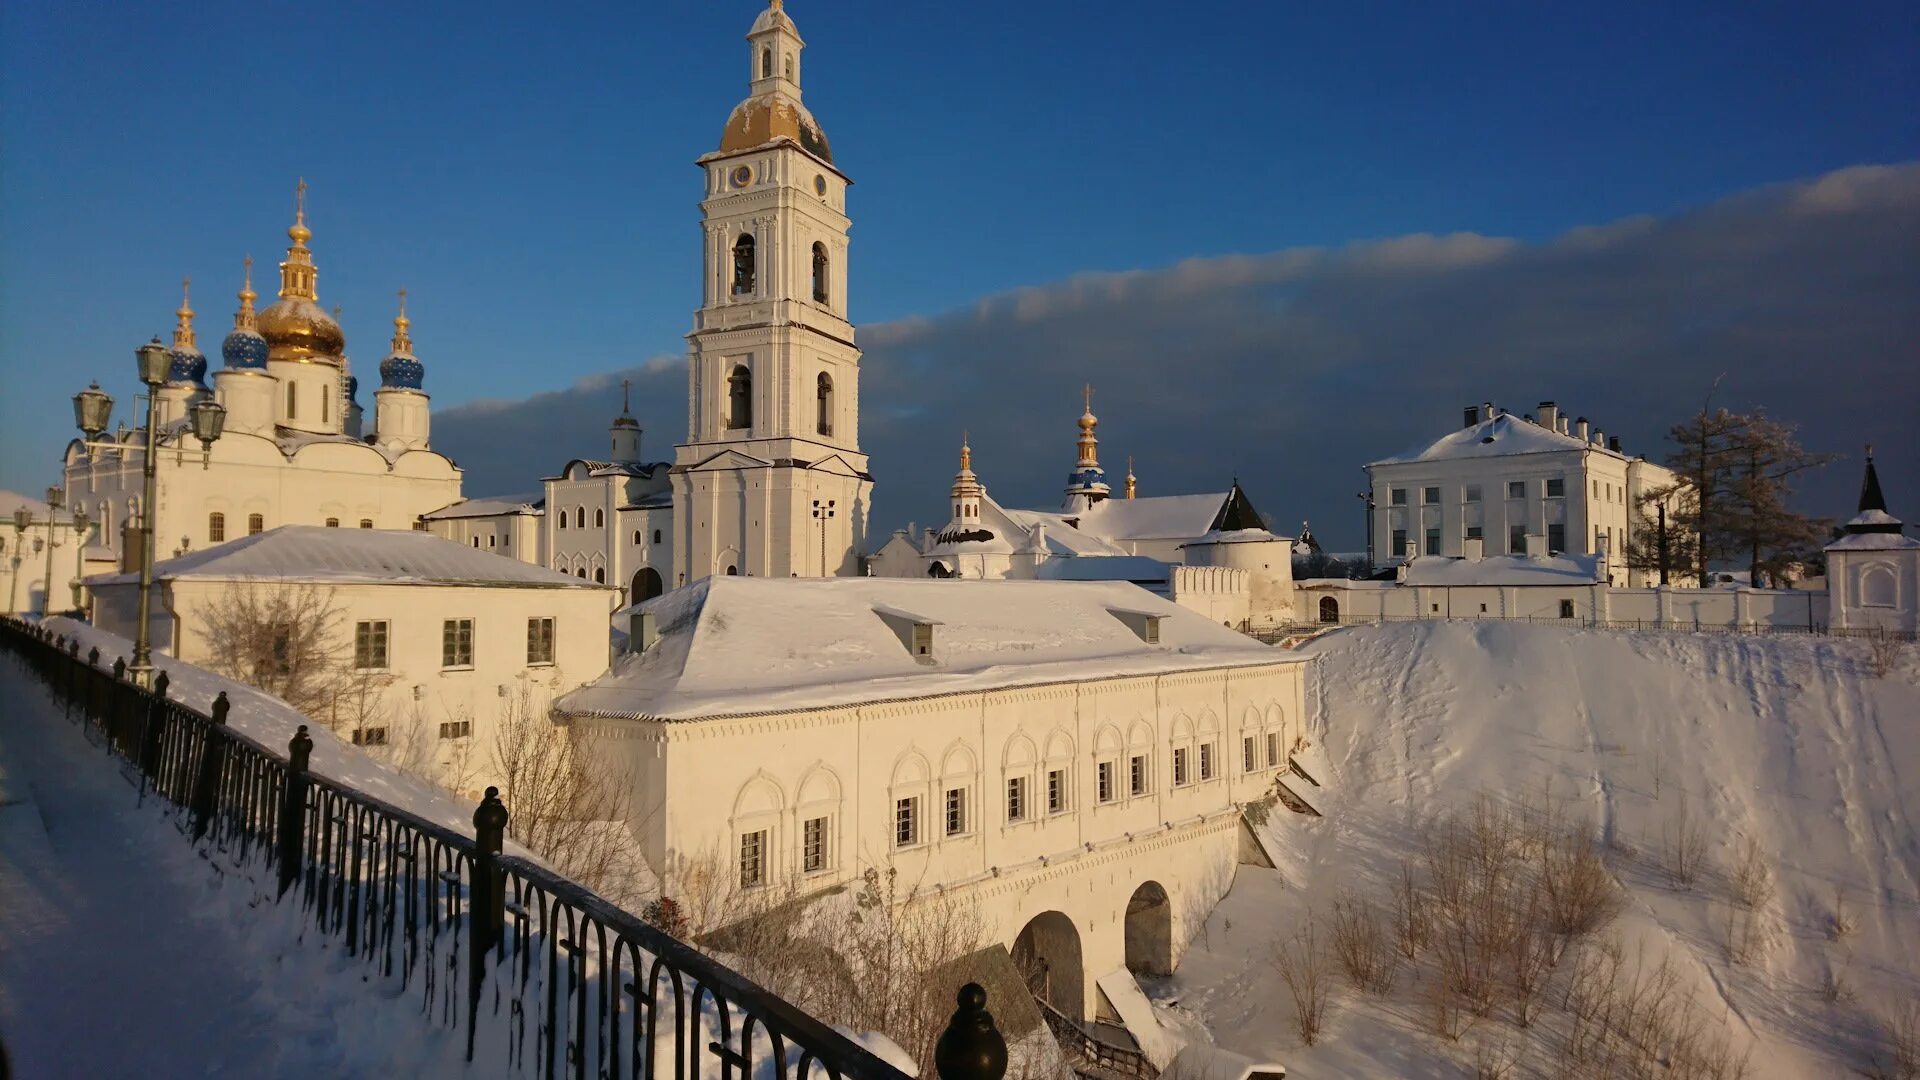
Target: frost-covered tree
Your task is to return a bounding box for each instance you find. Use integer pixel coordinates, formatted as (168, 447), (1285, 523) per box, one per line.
(199, 580), (349, 720)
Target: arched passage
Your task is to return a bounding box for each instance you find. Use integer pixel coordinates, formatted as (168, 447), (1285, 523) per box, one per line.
(1318, 595), (1340, 623)
(630, 567), (664, 604)
(1125, 881), (1173, 977)
(1012, 911), (1084, 1022)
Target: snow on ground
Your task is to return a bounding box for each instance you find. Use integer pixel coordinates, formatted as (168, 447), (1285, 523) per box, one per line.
(1160, 621), (1920, 1078)
(0, 652), (479, 1078)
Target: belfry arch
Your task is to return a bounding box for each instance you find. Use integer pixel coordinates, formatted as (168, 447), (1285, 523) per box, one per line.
(1012, 911), (1084, 1023)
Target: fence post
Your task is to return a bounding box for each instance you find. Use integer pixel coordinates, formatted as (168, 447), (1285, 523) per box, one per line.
(277, 725), (313, 898)
(65, 639), (79, 717)
(110, 657), (131, 753)
(934, 984), (1007, 1080)
(467, 785), (509, 1061)
(139, 669), (171, 782)
(189, 692), (231, 842)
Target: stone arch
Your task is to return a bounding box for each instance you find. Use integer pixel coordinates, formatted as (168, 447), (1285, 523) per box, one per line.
(1861, 564), (1897, 607)
(1001, 733), (1037, 771)
(1125, 880), (1174, 977)
(631, 566), (664, 604)
(1319, 595), (1340, 623)
(794, 765), (842, 875)
(1013, 910), (1085, 1023)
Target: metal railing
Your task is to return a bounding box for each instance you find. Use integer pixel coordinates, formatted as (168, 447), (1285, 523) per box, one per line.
(1, 617), (1014, 1080)
(1246, 613), (1914, 642)
(1031, 995), (1156, 1080)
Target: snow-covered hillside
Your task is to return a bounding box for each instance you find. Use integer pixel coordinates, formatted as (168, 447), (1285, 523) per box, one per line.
(1164, 622), (1919, 1078)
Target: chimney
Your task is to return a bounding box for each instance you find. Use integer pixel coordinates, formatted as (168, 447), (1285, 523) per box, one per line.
(1482, 402), (1495, 422)
(1538, 401), (1559, 431)
(1607, 435), (1622, 453)
(1592, 428), (1604, 447)
(630, 610), (659, 654)
(1557, 415), (1570, 436)
(1463, 536), (1484, 562)
(1524, 533), (1547, 559)
(1404, 540), (1418, 563)
(1576, 417), (1590, 442)
(1464, 405), (1479, 429)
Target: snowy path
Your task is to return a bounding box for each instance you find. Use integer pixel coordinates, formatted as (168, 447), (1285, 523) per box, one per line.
(0, 658), (475, 1078)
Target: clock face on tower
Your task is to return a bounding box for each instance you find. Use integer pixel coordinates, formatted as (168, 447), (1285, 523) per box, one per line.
(813, 174), (827, 197)
(730, 166), (752, 189)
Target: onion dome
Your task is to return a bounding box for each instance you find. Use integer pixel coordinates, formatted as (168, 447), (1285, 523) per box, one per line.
(718, 1), (833, 163)
(1064, 384), (1110, 503)
(256, 179), (346, 364)
(222, 256), (270, 369)
(166, 278), (208, 387)
(378, 289), (424, 389)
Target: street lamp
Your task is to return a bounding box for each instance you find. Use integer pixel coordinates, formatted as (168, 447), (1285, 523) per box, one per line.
(42, 487), (63, 617)
(69, 510), (91, 610)
(73, 382), (114, 440)
(127, 337), (169, 685)
(188, 397), (226, 468)
(8, 506), (28, 616)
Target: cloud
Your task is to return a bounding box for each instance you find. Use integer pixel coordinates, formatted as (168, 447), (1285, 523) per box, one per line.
(434, 163), (1920, 550)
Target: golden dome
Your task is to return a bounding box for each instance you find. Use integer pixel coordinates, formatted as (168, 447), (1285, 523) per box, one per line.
(719, 95), (832, 162)
(258, 296), (345, 363)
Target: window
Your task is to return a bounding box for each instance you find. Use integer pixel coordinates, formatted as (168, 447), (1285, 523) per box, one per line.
(1129, 754), (1148, 796)
(1046, 769), (1066, 814)
(1392, 528), (1408, 553)
(760, 46), (772, 78)
(1097, 761), (1116, 804)
(1507, 480), (1526, 499)
(269, 630), (291, 676)
(487, 536), (496, 549)
(359, 519), (373, 529)
(816, 372), (834, 436)
(803, 816), (828, 872)
(812, 242), (830, 305)
(351, 726), (388, 746)
(442, 618), (474, 668)
(633, 530), (642, 545)
(1243, 736), (1257, 772)
(911, 622), (933, 657)
(354, 620), (389, 670)
(1267, 732), (1281, 767)
(1424, 527), (1441, 556)
(1559, 599), (1576, 619)
(1596, 525), (1605, 551)
(739, 829), (766, 888)
(286, 381), (297, 419)
(473, 537), (481, 547)
(1423, 486), (1441, 505)
(894, 796), (919, 847)
(1200, 742), (1215, 781)
(1861, 567), (1897, 607)
(575, 507), (586, 528)
(248, 513), (264, 535)
(1465, 485), (1482, 503)
(1547, 523), (1566, 553)
(1593, 480), (1601, 499)
(1390, 488), (1408, 506)
(557, 512), (566, 531)
(594, 568), (605, 584)
(208, 512), (225, 543)
(732, 234), (757, 295)
(727, 365), (753, 429)
(945, 787), (967, 836)
(320, 391), (329, 424)
(527, 617), (555, 665)
(325, 517), (339, 528)
(1509, 525), (1527, 555)
(1006, 777), (1027, 822)
(1466, 526), (1483, 541)
(438, 720), (472, 740)
(653, 529), (662, 544)
(1173, 747), (1190, 787)
(594, 509), (604, 528)
(1546, 478), (1565, 498)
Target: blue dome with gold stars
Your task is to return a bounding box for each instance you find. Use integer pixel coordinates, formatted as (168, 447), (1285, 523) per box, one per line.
(222, 258), (269, 369)
(378, 290), (424, 389)
(168, 345), (208, 387)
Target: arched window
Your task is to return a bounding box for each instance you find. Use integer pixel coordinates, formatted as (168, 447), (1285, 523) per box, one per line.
(359, 519), (373, 529)
(732, 233), (757, 296)
(208, 512), (225, 543)
(816, 373), (834, 436)
(594, 567), (605, 584)
(1319, 595), (1340, 624)
(728, 365), (753, 429)
(653, 529), (662, 544)
(248, 513), (264, 536)
(760, 47), (772, 78)
(784, 54), (794, 80)
(1861, 565), (1898, 607)
(286, 382), (297, 419)
(575, 506), (586, 528)
(594, 508), (604, 528)
(633, 530), (642, 545)
(325, 517), (340, 528)
(725, 565), (739, 576)
(320, 389), (329, 424)
(812, 242), (829, 305)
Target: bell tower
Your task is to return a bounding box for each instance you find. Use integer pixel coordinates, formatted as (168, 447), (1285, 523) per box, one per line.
(671, 0), (872, 582)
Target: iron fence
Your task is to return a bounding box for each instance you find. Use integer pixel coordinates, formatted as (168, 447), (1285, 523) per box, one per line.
(1, 617), (1009, 1080)
(1244, 613), (1914, 643)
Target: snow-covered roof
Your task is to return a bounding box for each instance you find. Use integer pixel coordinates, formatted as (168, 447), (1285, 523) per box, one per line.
(0, 489), (74, 523)
(547, 459), (668, 481)
(620, 491), (675, 511)
(1400, 553), (1604, 587)
(1034, 555), (1171, 584)
(1073, 493), (1233, 541)
(1826, 529), (1920, 552)
(557, 577), (1295, 721)
(996, 503), (1130, 557)
(87, 525), (608, 589)
(421, 492), (545, 520)
(1370, 413), (1625, 466)
(1184, 527), (1286, 547)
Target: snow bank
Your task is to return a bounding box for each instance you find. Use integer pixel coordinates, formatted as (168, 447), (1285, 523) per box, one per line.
(1166, 621), (1920, 1078)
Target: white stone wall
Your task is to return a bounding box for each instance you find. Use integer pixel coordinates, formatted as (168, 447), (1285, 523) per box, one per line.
(1297, 579), (1838, 631)
(1828, 549), (1919, 633)
(91, 577), (614, 793)
(582, 658), (1310, 1018)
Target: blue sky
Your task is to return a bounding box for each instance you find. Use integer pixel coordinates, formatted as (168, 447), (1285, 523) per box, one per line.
(3, 1), (1915, 543)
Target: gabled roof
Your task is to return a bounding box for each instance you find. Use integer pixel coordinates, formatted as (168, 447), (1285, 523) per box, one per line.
(546, 459), (668, 481)
(87, 525), (608, 589)
(1072, 492), (1236, 542)
(422, 492), (545, 520)
(558, 577), (1292, 721)
(1371, 413), (1621, 466)
(1400, 552), (1604, 587)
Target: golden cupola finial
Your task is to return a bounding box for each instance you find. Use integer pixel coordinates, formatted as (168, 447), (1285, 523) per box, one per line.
(1126, 456), (1137, 499)
(278, 177), (318, 301)
(959, 430), (972, 473)
(173, 277), (197, 350)
(1076, 383), (1099, 467)
(234, 256), (258, 330)
(391, 288), (413, 353)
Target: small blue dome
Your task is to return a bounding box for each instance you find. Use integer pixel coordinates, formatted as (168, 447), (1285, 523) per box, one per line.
(168, 346), (208, 387)
(346, 374), (360, 399)
(222, 327), (269, 370)
(380, 350), (424, 390)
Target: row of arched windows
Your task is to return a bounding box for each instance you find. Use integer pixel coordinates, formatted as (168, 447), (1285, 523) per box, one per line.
(554, 506), (604, 530)
(723, 364), (834, 437)
(727, 234), (832, 309)
(207, 512), (268, 543)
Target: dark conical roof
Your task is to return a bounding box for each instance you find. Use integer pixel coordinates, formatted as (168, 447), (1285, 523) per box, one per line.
(1859, 451), (1887, 514)
(1844, 449), (1904, 535)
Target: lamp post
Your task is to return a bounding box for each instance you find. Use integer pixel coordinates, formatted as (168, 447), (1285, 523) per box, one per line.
(127, 338), (172, 685)
(41, 486), (64, 616)
(69, 510), (91, 610)
(8, 506), (27, 615)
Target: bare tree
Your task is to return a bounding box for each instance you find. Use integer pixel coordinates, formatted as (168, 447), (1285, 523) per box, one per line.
(492, 682), (647, 906)
(1328, 889), (1398, 995)
(1273, 914), (1333, 1046)
(198, 579), (349, 720)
